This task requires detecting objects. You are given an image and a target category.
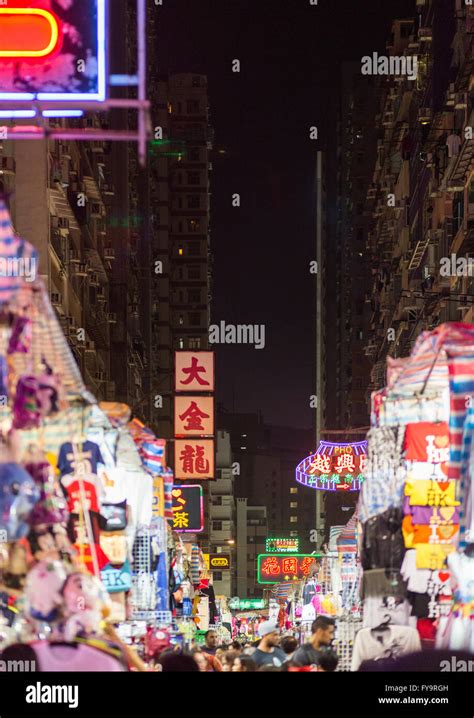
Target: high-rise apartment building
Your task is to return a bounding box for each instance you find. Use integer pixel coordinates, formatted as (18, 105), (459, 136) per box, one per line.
(364, 3), (473, 388)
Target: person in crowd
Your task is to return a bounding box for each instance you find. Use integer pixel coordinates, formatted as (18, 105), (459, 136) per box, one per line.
(230, 640), (243, 654)
(192, 647), (222, 672)
(215, 647), (226, 663)
(251, 621), (287, 668)
(292, 616), (336, 668)
(221, 650), (239, 672)
(232, 655), (257, 672)
(203, 629), (219, 655)
(159, 651), (199, 672)
(258, 664), (281, 672)
(280, 635), (298, 661)
(316, 649), (338, 672)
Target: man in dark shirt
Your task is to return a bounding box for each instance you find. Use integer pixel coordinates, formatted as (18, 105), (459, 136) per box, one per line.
(292, 616), (336, 667)
(252, 621), (287, 668)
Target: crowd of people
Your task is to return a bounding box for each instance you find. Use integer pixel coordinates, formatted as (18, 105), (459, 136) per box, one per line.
(155, 616), (338, 673)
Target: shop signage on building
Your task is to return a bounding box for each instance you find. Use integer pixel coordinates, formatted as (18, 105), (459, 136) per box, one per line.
(296, 441), (367, 491)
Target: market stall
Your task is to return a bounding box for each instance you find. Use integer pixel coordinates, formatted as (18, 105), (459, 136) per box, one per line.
(0, 198), (182, 669)
(355, 322), (474, 668)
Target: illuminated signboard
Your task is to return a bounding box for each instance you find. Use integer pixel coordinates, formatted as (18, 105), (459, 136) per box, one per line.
(265, 537), (300, 553)
(296, 441), (367, 491)
(230, 598), (266, 611)
(175, 352), (215, 393)
(175, 396), (214, 437)
(209, 554), (230, 570)
(174, 439), (215, 480)
(171, 485), (204, 533)
(257, 554), (321, 585)
(0, 0), (106, 102)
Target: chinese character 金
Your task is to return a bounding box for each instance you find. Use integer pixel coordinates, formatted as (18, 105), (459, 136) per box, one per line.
(180, 356), (210, 386)
(179, 400), (210, 432)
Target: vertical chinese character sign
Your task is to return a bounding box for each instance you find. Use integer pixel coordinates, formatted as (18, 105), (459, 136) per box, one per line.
(174, 352), (215, 480)
(172, 485), (204, 532)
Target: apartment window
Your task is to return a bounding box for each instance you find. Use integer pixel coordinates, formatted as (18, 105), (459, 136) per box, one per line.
(213, 572), (223, 581)
(189, 337), (201, 349)
(188, 243), (201, 256)
(290, 502), (298, 508)
(187, 194), (200, 209)
(189, 312), (201, 327)
(188, 219), (200, 232)
(290, 516), (297, 523)
(178, 338), (184, 349)
(187, 99), (200, 114)
(213, 496), (223, 506)
(192, 76), (201, 87)
(177, 197), (183, 209)
(188, 148), (200, 162)
(188, 289), (201, 303)
(187, 171), (200, 185)
(178, 315), (184, 325)
(188, 266), (201, 280)
(248, 536), (255, 543)
(212, 521), (222, 531)
(290, 531), (298, 538)
(290, 488), (298, 494)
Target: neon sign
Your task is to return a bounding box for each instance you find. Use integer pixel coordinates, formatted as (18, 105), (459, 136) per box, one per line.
(171, 485), (204, 533)
(0, 0), (106, 102)
(265, 537), (300, 553)
(257, 554), (321, 584)
(0, 8), (60, 58)
(296, 441), (366, 491)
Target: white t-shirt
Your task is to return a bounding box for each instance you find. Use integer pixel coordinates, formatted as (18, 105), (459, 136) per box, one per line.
(351, 625), (421, 671)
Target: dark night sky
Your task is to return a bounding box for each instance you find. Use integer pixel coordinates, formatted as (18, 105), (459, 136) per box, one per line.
(157, 0), (416, 429)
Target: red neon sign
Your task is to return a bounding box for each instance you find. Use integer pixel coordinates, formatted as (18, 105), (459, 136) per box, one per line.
(0, 8), (60, 58)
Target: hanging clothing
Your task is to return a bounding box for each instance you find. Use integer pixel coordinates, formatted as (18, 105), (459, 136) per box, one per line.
(361, 507), (405, 570)
(351, 626), (421, 671)
(404, 480), (459, 507)
(435, 551), (474, 653)
(358, 427), (406, 524)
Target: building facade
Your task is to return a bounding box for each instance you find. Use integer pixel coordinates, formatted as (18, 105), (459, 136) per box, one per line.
(364, 3), (473, 389)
